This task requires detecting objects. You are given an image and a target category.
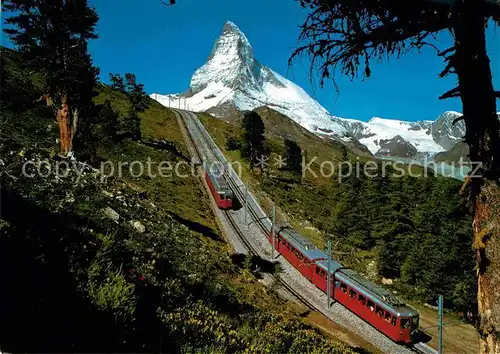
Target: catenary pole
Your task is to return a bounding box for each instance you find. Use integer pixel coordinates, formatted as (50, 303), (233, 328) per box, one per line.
(438, 295), (444, 353)
(327, 239), (331, 308)
(271, 205), (276, 260)
(244, 185), (248, 227)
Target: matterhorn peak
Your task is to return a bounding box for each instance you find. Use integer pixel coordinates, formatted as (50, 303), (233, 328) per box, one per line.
(153, 20), (347, 136)
(189, 21), (262, 94)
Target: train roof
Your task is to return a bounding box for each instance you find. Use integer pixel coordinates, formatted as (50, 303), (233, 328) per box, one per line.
(336, 269), (417, 317)
(207, 165), (232, 193)
(316, 259), (343, 273)
(278, 227), (327, 261)
(275, 226), (417, 317)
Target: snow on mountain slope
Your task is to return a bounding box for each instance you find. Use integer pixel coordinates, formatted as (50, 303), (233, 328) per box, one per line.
(152, 21), (471, 156)
(361, 117), (442, 154)
(152, 21), (347, 136)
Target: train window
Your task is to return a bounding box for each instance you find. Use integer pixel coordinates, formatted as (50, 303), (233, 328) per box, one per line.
(391, 317), (397, 326)
(349, 289), (356, 298)
(401, 318), (411, 329)
(367, 300), (375, 312)
(375, 306), (384, 318)
(358, 295), (366, 305)
(384, 312), (392, 323)
(340, 283), (348, 293)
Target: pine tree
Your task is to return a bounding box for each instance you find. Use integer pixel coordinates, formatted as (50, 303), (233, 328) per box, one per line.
(240, 111), (265, 170)
(125, 73), (148, 112)
(123, 108), (141, 142)
(4, 0), (100, 156)
(99, 99), (120, 140)
(109, 73), (125, 92)
(284, 138), (302, 176)
(117, 73), (148, 141)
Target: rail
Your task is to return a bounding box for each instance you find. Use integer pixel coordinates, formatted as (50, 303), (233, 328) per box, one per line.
(174, 108), (437, 354)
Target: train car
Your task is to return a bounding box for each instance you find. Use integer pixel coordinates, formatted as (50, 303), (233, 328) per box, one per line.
(333, 268), (419, 344)
(273, 226), (419, 344)
(275, 227), (326, 281)
(205, 165), (234, 209)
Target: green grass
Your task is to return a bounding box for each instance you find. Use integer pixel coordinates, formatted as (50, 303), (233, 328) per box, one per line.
(94, 88), (217, 233)
(1, 46), (364, 353)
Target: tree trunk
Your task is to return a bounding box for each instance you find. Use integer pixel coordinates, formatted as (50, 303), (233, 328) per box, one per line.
(56, 93), (72, 156)
(453, 1), (500, 353)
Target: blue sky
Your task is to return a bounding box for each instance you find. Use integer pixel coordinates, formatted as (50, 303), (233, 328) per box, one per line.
(3, 0), (500, 122)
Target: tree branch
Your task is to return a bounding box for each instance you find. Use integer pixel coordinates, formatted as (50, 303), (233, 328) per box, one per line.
(439, 86), (461, 100)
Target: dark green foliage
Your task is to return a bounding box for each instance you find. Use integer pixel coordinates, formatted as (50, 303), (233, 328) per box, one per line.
(109, 73), (125, 92)
(125, 73), (148, 113)
(99, 99), (120, 139)
(284, 138), (302, 175)
(4, 0), (99, 112)
(0, 48), (40, 110)
(225, 136), (241, 151)
(240, 110), (266, 169)
(262, 164), (476, 316)
(4, 0), (100, 154)
(109, 72), (149, 141)
(123, 108), (142, 141)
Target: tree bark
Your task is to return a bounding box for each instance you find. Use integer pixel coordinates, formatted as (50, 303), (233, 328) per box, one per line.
(453, 1), (500, 353)
(56, 93), (72, 156)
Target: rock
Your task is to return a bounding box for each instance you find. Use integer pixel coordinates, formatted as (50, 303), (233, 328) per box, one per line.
(381, 277), (393, 285)
(375, 135), (418, 158)
(103, 206), (119, 223)
(366, 260), (378, 280)
(130, 220), (146, 233)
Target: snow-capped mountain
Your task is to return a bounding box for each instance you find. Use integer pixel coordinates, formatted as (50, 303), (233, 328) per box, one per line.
(153, 21), (347, 136)
(152, 21), (470, 157)
(332, 113), (464, 155)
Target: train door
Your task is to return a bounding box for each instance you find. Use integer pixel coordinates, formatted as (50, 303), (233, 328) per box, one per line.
(313, 266), (327, 292)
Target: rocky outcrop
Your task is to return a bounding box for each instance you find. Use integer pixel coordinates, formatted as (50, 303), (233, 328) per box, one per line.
(375, 135), (417, 158)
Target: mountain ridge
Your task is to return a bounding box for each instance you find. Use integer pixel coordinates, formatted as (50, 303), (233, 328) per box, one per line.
(152, 21), (474, 158)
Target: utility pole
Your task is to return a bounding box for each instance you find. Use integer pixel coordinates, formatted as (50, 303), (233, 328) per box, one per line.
(271, 205), (276, 260)
(438, 295), (444, 354)
(326, 239), (331, 308)
(244, 185), (248, 227)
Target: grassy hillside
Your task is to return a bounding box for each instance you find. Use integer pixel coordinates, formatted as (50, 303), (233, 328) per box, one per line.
(0, 47), (359, 353)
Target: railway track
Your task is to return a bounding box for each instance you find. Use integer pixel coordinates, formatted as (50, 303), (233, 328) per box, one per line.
(173, 108), (436, 354)
(174, 108), (317, 311)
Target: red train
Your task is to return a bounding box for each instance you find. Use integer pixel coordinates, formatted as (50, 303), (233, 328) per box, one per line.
(205, 164), (234, 209)
(203, 164), (419, 343)
(270, 226), (420, 344)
